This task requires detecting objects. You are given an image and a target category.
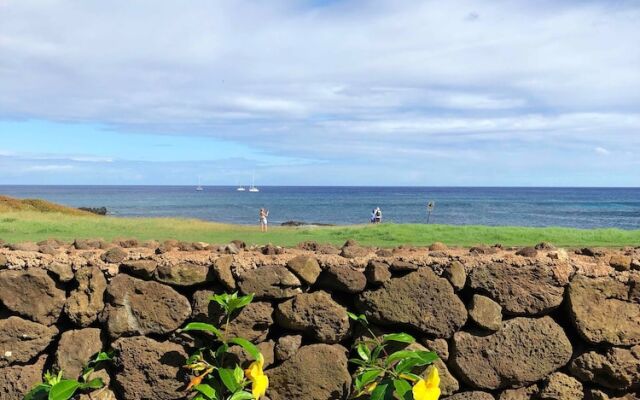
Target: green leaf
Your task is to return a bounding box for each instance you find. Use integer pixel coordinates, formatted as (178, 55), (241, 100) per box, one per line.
(385, 350), (417, 366)
(193, 383), (217, 399)
(347, 311), (359, 321)
(369, 381), (393, 400)
(218, 368), (240, 393)
(228, 338), (260, 361)
(381, 333), (415, 344)
(93, 351), (113, 363)
(23, 384), (50, 400)
(233, 365), (244, 384)
(182, 322), (223, 339)
(358, 369), (383, 388)
(229, 391), (255, 400)
(48, 380), (80, 400)
(79, 378), (104, 390)
(392, 379), (412, 398)
(215, 343), (229, 359)
(356, 343), (370, 361)
(227, 293), (254, 314)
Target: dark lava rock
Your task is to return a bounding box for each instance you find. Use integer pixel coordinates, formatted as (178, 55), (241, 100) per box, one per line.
(111, 336), (188, 400)
(357, 268), (467, 338)
(286, 255), (322, 285)
(65, 265), (107, 327)
(451, 316), (572, 390)
(101, 274), (191, 338)
(0, 269), (66, 325)
(276, 291), (350, 344)
(318, 264), (367, 293)
(468, 263), (564, 316)
(237, 265), (301, 299)
(569, 345), (640, 390)
(268, 344), (351, 400)
(0, 316), (58, 367)
(568, 275), (640, 346)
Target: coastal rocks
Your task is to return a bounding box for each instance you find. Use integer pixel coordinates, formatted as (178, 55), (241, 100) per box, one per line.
(365, 261), (392, 285)
(268, 344), (351, 400)
(515, 247), (538, 258)
(610, 254), (632, 271)
(65, 265), (107, 327)
(468, 294), (502, 331)
(340, 241), (372, 259)
(286, 255), (322, 285)
(275, 334), (302, 361)
(100, 247), (127, 264)
(192, 291), (273, 343)
(155, 262), (213, 286)
(237, 265), (301, 299)
(357, 268), (467, 338)
(0, 355), (47, 399)
(568, 275), (640, 346)
(538, 372), (583, 400)
(445, 392), (495, 400)
(569, 346), (640, 390)
(46, 261), (74, 282)
(444, 261), (467, 290)
(276, 291), (350, 344)
(54, 328), (103, 379)
(212, 255), (236, 290)
(101, 274), (191, 338)
(468, 263), (564, 315)
(0, 316), (58, 367)
(318, 264), (367, 293)
(120, 259), (157, 279)
(111, 336), (187, 400)
(451, 317), (572, 390)
(0, 269), (66, 325)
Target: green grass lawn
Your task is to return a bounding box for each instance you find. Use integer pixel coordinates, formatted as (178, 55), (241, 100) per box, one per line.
(0, 211), (639, 248)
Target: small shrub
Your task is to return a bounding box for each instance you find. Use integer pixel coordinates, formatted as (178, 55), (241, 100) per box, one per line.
(23, 351), (112, 400)
(347, 312), (440, 400)
(181, 292), (268, 400)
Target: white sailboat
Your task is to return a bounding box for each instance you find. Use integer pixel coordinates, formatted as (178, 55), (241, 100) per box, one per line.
(236, 186), (246, 192)
(249, 174), (259, 192)
(196, 176), (204, 191)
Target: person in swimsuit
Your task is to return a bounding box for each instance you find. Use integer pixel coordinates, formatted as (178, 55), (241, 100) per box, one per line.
(259, 208), (269, 232)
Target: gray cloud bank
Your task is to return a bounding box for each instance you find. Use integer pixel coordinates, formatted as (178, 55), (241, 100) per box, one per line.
(0, 0), (639, 185)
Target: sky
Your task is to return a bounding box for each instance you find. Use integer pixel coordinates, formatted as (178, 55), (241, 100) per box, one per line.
(0, 0), (639, 186)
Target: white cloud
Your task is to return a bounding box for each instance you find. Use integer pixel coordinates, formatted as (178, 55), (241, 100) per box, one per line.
(24, 164), (74, 172)
(594, 146), (610, 156)
(0, 0), (639, 185)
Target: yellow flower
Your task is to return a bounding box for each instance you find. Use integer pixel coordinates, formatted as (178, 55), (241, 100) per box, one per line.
(412, 367), (440, 400)
(245, 355), (269, 399)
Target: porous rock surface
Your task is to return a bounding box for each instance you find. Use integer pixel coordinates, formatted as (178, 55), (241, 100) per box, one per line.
(357, 268), (467, 338)
(0, 242), (638, 399)
(451, 316), (573, 389)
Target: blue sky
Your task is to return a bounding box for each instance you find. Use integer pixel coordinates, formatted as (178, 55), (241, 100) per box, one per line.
(0, 0), (639, 186)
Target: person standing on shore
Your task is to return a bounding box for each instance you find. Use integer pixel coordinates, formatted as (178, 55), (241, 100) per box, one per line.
(259, 208), (269, 232)
(374, 207), (382, 223)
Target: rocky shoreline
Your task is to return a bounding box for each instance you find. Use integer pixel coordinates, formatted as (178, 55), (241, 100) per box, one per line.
(0, 238), (639, 399)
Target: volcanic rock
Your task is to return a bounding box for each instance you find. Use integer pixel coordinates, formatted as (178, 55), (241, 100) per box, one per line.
(0, 269), (66, 325)
(357, 268), (467, 338)
(0, 316), (58, 367)
(65, 265), (107, 327)
(268, 344), (351, 400)
(468, 263), (564, 315)
(237, 265), (301, 299)
(451, 316), (572, 390)
(568, 275), (640, 346)
(101, 274), (191, 338)
(276, 291), (350, 344)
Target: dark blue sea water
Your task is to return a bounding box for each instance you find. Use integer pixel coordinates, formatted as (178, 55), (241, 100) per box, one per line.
(1, 186), (639, 229)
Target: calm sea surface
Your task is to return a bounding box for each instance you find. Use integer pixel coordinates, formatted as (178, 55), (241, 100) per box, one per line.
(1, 186), (639, 229)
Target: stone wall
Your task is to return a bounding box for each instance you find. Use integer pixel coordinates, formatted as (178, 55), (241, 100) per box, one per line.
(0, 238), (639, 400)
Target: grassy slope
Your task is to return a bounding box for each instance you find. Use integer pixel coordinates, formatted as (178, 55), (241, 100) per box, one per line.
(1, 210), (639, 247)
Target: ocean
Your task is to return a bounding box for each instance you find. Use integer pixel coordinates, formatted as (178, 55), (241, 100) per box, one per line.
(1, 186), (639, 230)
